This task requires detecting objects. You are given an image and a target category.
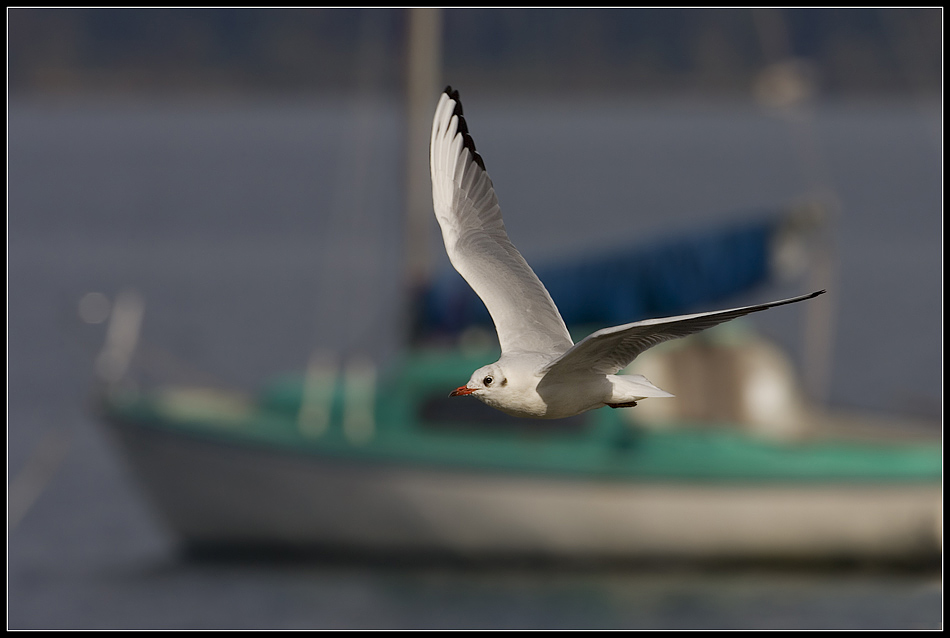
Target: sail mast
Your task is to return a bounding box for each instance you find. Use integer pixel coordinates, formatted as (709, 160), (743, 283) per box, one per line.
(403, 8), (443, 344)
(404, 8), (442, 291)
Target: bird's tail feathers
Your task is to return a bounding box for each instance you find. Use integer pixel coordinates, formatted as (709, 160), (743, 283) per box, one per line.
(609, 374), (675, 401)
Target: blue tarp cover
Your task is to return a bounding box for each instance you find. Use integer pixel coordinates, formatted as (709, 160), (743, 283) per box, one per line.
(418, 216), (777, 339)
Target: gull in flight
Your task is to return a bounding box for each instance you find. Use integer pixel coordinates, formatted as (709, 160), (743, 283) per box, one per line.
(430, 86), (825, 419)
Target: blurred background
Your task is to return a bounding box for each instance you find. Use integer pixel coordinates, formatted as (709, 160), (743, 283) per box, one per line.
(7, 8), (942, 629)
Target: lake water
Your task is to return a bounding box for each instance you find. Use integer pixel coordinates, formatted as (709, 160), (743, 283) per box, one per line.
(8, 95), (942, 629)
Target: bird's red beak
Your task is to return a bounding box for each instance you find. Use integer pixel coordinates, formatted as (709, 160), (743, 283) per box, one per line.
(450, 385), (475, 397)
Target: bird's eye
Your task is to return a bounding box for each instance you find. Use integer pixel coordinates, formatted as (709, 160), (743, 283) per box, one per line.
(483, 376), (493, 386)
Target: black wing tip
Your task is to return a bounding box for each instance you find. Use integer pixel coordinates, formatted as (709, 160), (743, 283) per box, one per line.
(443, 85), (486, 171)
(770, 289), (826, 310)
(461, 125), (486, 171)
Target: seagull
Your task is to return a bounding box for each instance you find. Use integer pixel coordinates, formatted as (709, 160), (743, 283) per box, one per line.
(430, 86), (825, 419)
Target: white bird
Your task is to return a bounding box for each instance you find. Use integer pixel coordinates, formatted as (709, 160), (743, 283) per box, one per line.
(430, 86), (825, 419)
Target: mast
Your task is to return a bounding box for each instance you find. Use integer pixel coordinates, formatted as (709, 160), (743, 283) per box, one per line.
(404, 8), (442, 288)
(751, 8), (838, 406)
(403, 8), (443, 342)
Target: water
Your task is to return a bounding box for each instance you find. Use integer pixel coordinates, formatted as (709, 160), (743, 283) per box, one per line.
(8, 95), (942, 629)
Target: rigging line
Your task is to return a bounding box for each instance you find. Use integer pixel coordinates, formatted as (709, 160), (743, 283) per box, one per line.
(314, 10), (391, 362)
(8, 427), (71, 532)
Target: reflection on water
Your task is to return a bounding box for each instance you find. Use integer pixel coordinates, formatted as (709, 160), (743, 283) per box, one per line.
(13, 549), (945, 629)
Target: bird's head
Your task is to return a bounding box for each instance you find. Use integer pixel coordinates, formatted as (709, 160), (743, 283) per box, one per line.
(450, 364), (508, 400)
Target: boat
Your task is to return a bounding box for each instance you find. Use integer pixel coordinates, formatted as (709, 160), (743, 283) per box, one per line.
(93, 208), (942, 565)
(97, 340), (941, 564)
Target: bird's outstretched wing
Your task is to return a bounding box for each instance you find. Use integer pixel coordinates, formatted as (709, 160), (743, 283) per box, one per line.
(430, 87), (573, 355)
(543, 290), (826, 377)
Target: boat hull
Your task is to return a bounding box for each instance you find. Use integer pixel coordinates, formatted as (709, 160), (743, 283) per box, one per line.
(104, 415), (941, 563)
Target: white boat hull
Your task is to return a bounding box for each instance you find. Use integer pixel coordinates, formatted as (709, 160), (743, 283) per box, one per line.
(105, 419), (941, 562)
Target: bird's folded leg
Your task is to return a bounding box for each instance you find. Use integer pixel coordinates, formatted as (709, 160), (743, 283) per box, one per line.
(607, 401), (638, 409)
